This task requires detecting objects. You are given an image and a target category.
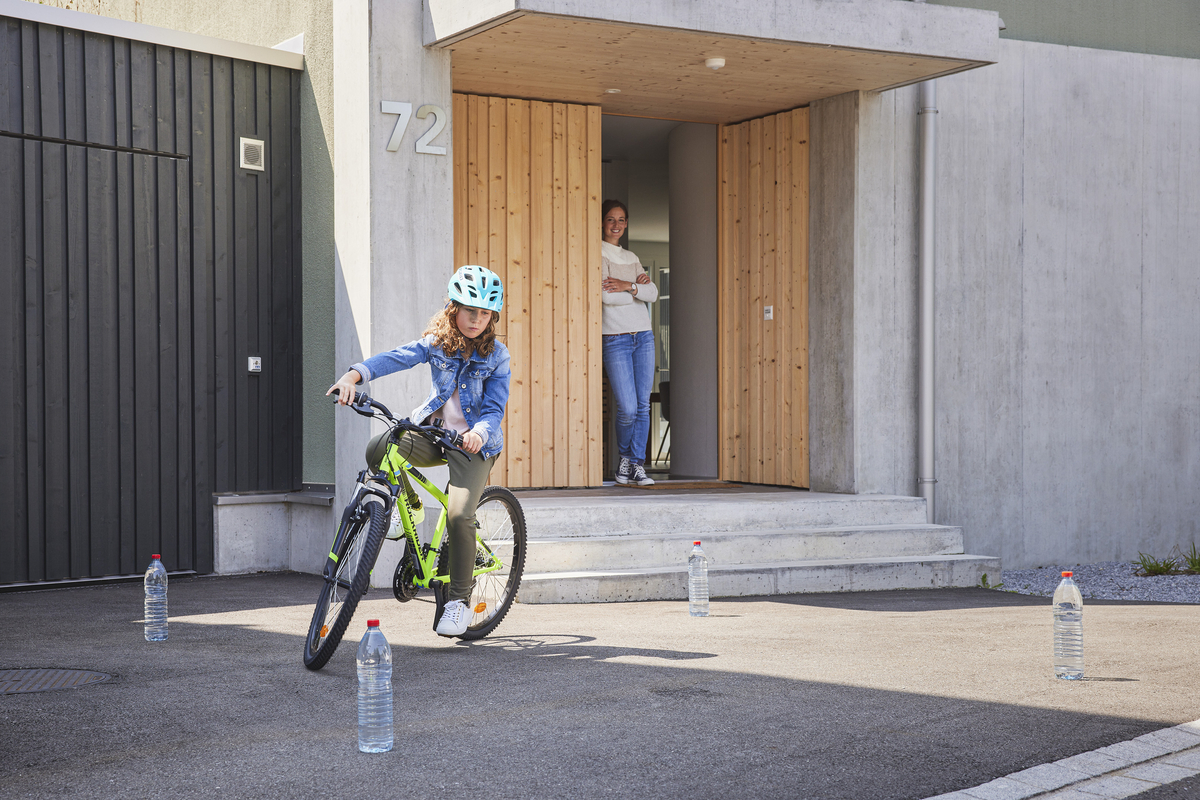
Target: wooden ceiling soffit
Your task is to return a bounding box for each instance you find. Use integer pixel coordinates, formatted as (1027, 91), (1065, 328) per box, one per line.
(443, 14), (987, 124)
(433, 10), (997, 125)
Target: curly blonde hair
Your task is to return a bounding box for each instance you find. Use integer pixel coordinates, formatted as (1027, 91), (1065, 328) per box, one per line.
(424, 301), (499, 359)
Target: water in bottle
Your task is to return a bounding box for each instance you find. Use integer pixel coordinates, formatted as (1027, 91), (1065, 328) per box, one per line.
(1052, 571), (1083, 680)
(357, 620), (393, 753)
(688, 541), (709, 617)
(143, 555), (168, 642)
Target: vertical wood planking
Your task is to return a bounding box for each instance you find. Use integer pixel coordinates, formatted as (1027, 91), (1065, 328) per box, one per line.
(776, 111), (794, 487)
(529, 100), (554, 486)
(551, 102), (569, 486)
(191, 51), (217, 574)
(0, 19), (23, 134)
(792, 109), (810, 487)
(565, 103), (588, 485)
(718, 110), (810, 487)
(211, 56), (232, 493)
(1, 23), (301, 583)
(452, 92), (468, 270)
(23, 139), (45, 579)
(0, 135), (25, 582)
(131, 152), (160, 568)
(486, 96), (508, 485)
(449, 94), (603, 487)
(42, 140), (69, 580)
(231, 60), (253, 490)
(504, 98), (530, 487)
(585, 105), (602, 485)
(268, 65), (292, 494)
(65, 143), (90, 578)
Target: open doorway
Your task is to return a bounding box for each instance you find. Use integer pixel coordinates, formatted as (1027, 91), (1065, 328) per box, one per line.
(601, 115), (719, 482)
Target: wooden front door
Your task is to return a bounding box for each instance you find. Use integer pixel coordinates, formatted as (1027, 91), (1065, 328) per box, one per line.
(452, 93), (603, 487)
(718, 107), (810, 487)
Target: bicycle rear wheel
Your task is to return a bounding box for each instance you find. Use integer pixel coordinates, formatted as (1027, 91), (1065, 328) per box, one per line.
(303, 492), (388, 670)
(460, 486), (527, 640)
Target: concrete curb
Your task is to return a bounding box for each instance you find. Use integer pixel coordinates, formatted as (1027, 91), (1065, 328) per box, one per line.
(926, 720), (1200, 800)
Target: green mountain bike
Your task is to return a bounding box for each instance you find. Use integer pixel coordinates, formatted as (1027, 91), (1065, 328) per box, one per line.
(303, 391), (527, 670)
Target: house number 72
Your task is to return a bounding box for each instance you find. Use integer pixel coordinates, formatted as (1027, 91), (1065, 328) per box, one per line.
(381, 101), (447, 155)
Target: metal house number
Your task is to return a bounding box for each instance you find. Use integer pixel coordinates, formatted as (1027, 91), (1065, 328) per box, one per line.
(381, 101), (447, 155)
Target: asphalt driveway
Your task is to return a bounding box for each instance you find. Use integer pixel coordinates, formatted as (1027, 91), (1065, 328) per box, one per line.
(2, 574), (1198, 799)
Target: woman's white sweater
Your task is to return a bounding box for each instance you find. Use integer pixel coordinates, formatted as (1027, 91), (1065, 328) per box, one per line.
(601, 241), (659, 335)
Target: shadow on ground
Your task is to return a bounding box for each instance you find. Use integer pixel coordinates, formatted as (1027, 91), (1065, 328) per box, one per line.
(0, 573), (1189, 800)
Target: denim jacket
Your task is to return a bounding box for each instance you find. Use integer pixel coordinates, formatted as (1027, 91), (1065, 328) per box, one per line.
(351, 335), (510, 460)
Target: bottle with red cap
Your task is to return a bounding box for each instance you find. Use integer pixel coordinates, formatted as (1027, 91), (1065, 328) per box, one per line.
(357, 619), (393, 752)
(143, 555), (168, 641)
(1052, 570), (1083, 680)
(688, 541), (709, 617)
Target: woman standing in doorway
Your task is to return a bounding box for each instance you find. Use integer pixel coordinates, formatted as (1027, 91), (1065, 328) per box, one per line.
(600, 199), (659, 486)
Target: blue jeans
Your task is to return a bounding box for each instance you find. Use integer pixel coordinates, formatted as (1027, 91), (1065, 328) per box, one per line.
(602, 330), (656, 465)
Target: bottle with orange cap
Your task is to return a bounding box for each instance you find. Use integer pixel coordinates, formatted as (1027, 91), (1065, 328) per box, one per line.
(1052, 571), (1083, 680)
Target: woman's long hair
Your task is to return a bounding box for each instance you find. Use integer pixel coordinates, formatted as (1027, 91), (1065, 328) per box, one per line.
(424, 301), (499, 359)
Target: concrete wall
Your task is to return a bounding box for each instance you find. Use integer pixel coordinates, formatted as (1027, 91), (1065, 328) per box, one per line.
(809, 90), (919, 496)
(862, 38), (1200, 568)
(668, 123), (719, 479)
(354, 0), (455, 587)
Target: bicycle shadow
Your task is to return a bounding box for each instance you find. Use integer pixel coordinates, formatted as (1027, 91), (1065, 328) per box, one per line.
(453, 633), (717, 662)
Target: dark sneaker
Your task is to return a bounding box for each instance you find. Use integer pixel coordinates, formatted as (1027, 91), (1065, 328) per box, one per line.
(615, 457), (632, 485)
(631, 462), (655, 486)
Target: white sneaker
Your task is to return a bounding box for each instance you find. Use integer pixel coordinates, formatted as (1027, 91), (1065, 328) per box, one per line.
(615, 457), (632, 485)
(630, 462), (655, 486)
(436, 599), (469, 637)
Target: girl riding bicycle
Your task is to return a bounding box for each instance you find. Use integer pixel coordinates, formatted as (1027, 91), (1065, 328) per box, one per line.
(327, 265), (510, 637)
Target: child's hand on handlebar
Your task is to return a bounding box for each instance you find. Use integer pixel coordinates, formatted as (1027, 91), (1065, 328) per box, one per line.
(461, 431), (483, 455)
(326, 370), (363, 405)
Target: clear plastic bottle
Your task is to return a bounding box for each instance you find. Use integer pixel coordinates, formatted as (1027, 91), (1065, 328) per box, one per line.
(143, 555), (168, 642)
(688, 541), (709, 617)
(357, 619), (393, 753)
(1053, 571), (1083, 680)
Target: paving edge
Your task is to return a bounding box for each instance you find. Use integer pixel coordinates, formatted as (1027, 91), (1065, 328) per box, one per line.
(925, 719), (1200, 800)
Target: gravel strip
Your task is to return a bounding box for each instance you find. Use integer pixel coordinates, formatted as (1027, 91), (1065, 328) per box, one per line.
(1001, 561), (1200, 604)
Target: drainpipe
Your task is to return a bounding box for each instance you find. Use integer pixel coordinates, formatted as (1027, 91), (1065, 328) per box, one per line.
(913, 0), (937, 523)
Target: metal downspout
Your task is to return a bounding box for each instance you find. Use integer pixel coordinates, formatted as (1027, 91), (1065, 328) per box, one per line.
(914, 0), (937, 524)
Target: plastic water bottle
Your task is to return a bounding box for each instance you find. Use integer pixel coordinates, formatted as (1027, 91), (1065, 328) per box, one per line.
(688, 541), (709, 617)
(1053, 571), (1083, 680)
(143, 555), (168, 641)
(357, 620), (393, 753)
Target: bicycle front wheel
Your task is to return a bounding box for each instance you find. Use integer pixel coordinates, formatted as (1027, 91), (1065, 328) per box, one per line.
(303, 492), (388, 670)
(460, 485), (527, 640)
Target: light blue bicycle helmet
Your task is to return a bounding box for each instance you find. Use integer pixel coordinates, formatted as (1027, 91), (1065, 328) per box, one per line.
(448, 264), (504, 312)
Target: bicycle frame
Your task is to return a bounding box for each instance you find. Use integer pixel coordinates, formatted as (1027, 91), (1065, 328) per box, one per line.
(377, 435), (508, 590)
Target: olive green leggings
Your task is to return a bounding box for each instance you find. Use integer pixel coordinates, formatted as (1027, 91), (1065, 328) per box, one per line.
(385, 432), (496, 603)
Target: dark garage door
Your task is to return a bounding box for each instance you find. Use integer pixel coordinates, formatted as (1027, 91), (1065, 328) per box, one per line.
(0, 17), (301, 583)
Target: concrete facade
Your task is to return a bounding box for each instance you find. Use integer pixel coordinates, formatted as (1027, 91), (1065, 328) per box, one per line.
(837, 39), (1200, 568)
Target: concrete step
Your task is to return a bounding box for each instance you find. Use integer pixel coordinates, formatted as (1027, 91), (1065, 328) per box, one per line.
(517, 554), (1003, 604)
(524, 524), (965, 572)
(518, 491), (932, 537)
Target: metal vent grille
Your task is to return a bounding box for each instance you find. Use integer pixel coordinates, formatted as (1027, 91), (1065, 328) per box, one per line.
(240, 137), (265, 171)
(1, 669), (112, 694)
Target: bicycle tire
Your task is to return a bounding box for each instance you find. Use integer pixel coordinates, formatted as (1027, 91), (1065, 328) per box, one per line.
(303, 492), (388, 670)
(460, 485), (527, 640)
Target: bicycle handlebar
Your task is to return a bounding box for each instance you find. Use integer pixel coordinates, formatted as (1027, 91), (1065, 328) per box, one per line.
(331, 389), (470, 458)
